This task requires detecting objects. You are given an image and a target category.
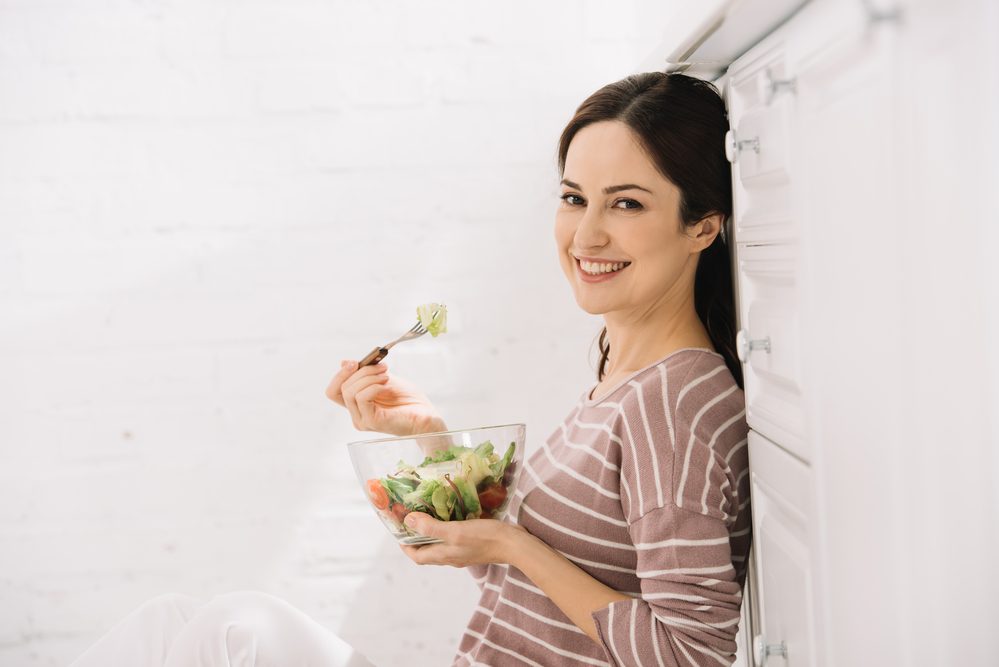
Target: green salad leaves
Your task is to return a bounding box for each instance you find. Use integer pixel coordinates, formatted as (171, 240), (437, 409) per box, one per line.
(366, 440), (516, 525)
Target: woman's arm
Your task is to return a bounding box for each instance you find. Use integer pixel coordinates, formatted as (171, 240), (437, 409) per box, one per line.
(402, 506), (744, 667)
(400, 514), (627, 644)
(505, 528), (631, 643)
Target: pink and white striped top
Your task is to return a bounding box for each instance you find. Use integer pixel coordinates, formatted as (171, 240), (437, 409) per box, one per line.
(454, 348), (752, 666)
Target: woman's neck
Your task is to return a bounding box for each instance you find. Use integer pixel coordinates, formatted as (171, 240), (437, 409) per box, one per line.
(601, 297), (713, 379)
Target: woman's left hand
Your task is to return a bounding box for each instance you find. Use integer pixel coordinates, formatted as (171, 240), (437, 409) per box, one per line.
(400, 513), (530, 568)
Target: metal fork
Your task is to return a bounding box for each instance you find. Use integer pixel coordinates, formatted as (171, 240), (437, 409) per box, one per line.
(357, 311), (440, 367)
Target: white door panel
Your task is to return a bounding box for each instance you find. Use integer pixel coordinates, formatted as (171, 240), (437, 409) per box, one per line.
(748, 429), (816, 667)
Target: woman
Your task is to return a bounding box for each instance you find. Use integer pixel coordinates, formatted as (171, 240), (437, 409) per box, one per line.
(334, 71), (750, 667)
(71, 72), (751, 667)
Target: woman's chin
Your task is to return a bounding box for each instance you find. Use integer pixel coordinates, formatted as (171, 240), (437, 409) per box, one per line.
(572, 294), (614, 316)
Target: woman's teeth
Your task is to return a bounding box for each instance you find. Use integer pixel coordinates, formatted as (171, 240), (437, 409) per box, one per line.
(580, 260), (629, 275)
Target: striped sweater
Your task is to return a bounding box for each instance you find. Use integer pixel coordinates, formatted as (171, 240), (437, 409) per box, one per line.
(454, 348), (752, 666)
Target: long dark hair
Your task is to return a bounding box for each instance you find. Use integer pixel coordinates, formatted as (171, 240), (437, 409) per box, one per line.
(557, 72), (743, 390)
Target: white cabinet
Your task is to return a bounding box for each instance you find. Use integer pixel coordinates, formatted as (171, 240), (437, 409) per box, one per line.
(665, 0), (999, 664)
(787, 7), (906, 665)
(722, 0), (999, 664)
(726, 1), (900, 665)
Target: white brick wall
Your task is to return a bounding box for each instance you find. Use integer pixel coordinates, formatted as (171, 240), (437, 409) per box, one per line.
(0, 1), (662, 665)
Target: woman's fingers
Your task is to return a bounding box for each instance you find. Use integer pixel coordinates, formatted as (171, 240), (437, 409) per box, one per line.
(354, 380), (390, 427)
(400, 544), (444, 566)
(325, 360), (383, 404)
(324, 360), (358, 406)
(400, 542), (466, 568)
(341, 366), (389, 429)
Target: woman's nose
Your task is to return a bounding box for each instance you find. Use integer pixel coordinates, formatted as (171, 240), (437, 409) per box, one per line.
(573, 207), (609, 250)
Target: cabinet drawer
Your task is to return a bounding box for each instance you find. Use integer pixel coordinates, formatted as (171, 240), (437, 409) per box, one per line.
(733, 99), (792, 188)
(735, 242), (808, 462)
(728, 37), (792, 121)
(747, 429), (816, 667)
(727, 38), (798, 245)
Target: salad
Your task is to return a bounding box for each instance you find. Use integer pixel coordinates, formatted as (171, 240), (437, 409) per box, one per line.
(365, 440), (516, 531)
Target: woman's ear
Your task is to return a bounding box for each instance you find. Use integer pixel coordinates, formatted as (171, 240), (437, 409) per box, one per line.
(689, 213), (724, 253)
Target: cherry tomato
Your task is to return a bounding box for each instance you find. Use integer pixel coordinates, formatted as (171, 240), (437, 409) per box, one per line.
(478, 483), (507, 512)
(367, 478), (390, 510)
(391, 502), (410, 523)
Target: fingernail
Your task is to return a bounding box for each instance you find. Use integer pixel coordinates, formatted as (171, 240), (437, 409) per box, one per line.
(404, 514), (418, 528)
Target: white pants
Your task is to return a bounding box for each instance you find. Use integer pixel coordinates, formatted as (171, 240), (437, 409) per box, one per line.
(69, 591), (375, 667)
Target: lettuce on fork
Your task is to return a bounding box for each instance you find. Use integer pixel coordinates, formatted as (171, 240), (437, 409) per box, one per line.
(417, 303), (447, 337)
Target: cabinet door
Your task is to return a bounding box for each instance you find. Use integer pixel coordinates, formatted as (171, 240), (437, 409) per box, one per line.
(787, 1), (904, 665)
(747, 429), (816, 667)
(732, 547), (760, 667)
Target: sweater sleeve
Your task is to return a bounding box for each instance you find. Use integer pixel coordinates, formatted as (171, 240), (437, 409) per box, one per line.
(590, 504), (743, 666)
(591, 358), (749, 666)
(467, 563), (489, 591)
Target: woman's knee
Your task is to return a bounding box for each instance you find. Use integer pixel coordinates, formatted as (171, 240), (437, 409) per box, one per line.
(196, 590), (292, 626)
(130, 593), (203, 625)
(164, 590), (353, 665)
(176, 590), (303, 649)
(68, 593), (203, 667)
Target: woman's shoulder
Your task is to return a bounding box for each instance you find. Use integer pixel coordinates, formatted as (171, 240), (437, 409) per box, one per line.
(603, 348), (748, 523)
(666, 350), (745, 431)
(591, 347), (744, 434)
(622, 348), (746, 451)
(581, 348), (745, 450)
(625, 347), (738, 405)
(584, 348), (724, 407)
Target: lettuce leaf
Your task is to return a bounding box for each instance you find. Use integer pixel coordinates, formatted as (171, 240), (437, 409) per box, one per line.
(382, 477), (418, 505)
(431, 483), (455, 521)
(453, 475), (481, 517)
(384, 437), (511, 522)
(417, 303), (447, 337)
(491, 442), (516, 481)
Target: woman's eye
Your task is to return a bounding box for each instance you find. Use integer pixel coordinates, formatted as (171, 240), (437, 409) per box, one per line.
(560, 193), (585, 206)
(614, 198), (643, 210)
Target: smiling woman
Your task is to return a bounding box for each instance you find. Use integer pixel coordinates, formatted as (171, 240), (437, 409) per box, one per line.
(428, 71), (751, 667)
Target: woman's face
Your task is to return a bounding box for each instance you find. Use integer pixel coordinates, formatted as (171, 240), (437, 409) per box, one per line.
(555, 120), (710, 319)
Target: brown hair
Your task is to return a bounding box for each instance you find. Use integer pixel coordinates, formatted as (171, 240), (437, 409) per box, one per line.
(557, 72), (742, 390)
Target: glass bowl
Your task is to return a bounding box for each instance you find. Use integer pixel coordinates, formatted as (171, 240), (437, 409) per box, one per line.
(347, 423), (525, 545)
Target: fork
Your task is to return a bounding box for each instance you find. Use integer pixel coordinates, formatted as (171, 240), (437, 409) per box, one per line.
(357, 311), (440, 367)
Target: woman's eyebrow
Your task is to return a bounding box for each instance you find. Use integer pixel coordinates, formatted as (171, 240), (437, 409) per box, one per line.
(560, 179), (653, 195)
(604, 183), (653, 195)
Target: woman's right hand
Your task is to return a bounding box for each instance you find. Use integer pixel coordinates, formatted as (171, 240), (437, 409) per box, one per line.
(325, 360), (446, 437)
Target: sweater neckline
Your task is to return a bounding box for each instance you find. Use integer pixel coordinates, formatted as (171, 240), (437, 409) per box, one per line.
(583, 347), (723, 406)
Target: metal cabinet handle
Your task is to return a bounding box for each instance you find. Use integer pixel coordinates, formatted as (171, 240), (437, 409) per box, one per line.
(725, 129), (760, 164)
(760, 67), (797, 105)
(753, 635), (788, 665)
(860, 0), (904, 25)
(737, 329), (772, 363)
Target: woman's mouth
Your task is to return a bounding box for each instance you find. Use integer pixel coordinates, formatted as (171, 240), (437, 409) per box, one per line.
(575, 257), (631, 283)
